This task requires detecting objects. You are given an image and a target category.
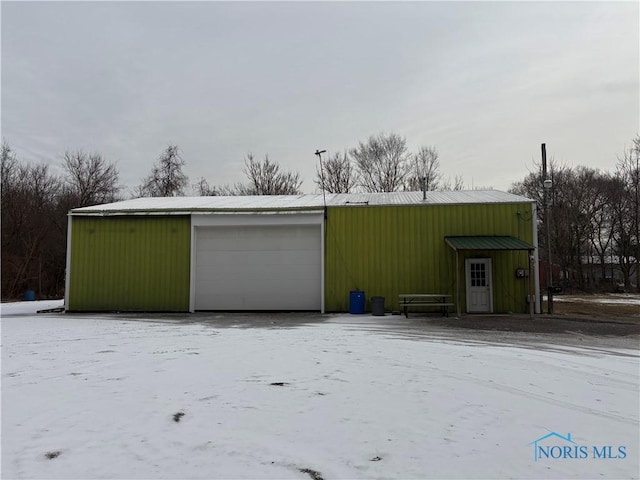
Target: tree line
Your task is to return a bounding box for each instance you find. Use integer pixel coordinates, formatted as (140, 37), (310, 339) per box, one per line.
(1, 147), (121, 300)
(509, 136), (639, 291)
(2, 133), (638, 299)
(314, 132), (463, 193)
(1, 131), (461, 300)
(192, 132), (464, 196)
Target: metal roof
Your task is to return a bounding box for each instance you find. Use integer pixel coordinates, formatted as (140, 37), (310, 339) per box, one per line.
(70, 190), (533, 215)
(330, 190), (532, 206)
(445, 236), (535, 251)
(71, 195), (327, 214)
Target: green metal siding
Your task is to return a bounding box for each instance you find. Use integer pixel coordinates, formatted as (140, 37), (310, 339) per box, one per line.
(324, 203), (535, 313)
(68, 216), (190, 311)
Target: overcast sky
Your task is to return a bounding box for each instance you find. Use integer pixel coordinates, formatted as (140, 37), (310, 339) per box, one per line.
(2, 1), (638, 195)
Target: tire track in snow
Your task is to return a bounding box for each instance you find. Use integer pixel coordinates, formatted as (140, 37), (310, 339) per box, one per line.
(367, 350), (638, 426)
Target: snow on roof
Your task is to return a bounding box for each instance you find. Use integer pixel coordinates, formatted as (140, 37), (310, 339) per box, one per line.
(72, 194), (327, 214)
(330, 190), (532, 206)
(70, 190), (533, 214)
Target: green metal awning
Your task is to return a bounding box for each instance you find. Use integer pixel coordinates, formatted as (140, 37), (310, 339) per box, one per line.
(445, 235), (535, 251)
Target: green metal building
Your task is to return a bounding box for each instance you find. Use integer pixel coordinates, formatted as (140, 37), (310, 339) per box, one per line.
(66, 191), (539, 315)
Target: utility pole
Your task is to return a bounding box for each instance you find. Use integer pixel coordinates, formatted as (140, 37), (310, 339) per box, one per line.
(542, 143), (553, 314)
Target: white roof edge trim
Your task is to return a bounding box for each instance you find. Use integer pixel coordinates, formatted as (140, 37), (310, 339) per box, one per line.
(190, 210), (324, 216)
(68, 211), (193, 217)
(70, 209), (325, 217)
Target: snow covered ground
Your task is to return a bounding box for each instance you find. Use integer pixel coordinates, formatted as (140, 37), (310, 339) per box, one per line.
(2, 301), (638, 479)
(552, 293), (640, 306)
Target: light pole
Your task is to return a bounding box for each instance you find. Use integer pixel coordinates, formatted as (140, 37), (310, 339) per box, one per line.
(543, 177), (553, 314)
(315, 149), (327, 217)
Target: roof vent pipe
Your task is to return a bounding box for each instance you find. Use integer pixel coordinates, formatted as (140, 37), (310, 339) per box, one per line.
(422, 176), (427, 201)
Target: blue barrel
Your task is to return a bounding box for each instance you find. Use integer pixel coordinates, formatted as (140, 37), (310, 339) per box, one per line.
(25, 290), (35, 301)
(349, 290), (365, 314)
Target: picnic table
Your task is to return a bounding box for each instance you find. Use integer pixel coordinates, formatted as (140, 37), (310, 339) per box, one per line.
(398, 294), (454, 318)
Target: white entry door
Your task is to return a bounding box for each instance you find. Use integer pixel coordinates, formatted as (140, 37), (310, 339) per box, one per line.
(465, 258), (493, 313)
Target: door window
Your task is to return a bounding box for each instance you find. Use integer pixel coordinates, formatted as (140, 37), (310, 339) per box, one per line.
(471, 262), (487, 287)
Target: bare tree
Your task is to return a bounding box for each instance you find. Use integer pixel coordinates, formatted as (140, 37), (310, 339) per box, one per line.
(440, 175), (465, 191)
(192, 177), (239, 196)
(510, 159), (572, 288)
(138, 145), (188, 197)
(350, 132), (408, 192)
(235, 153), (302, 195)
(405, 145), (442, 191)
(62, 150), (120, 207)
(563, 166), (610, 289)
(192, 177), (217, 196)
(1, 141), (18, 190)
(1, 146), (61, 299)
(315, 151), (356, 194)
(587, 174), (618, 286)
(614, 136), (640, 289)
(509, 152), (638, 292)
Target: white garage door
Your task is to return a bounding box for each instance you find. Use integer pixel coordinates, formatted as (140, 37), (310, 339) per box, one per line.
(194, 224), (321, 310)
